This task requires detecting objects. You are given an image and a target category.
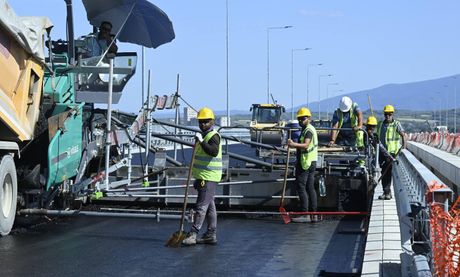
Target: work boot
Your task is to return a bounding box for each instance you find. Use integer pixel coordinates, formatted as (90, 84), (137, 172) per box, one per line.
(378, 194), (386, 200)
(182, 232), (197, 246)
(384, 194), (392, 200)
(310, 215), (321, 223)
(291, 215), (310, 223)
(196, 232), (217, 245)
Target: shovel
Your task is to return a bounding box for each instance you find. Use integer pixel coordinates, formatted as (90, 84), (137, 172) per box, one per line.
(279, 131), (292, 224)
(165, 142), (198, 247)
(377, 147), (402, 183)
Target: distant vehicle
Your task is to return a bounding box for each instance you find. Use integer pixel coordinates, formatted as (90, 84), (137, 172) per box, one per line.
(435, 126), (448, 133)
(249, 104), (286, 146)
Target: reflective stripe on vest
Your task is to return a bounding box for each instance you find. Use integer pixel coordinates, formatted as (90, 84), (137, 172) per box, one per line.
(377, 120), (400, 154)
(192, 130), (223, 182)
(299, 124), (318, 170)
(336, 103), (363, 147)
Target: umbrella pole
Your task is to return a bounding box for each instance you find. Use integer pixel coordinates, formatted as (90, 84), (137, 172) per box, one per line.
(104, 57), (115, 190)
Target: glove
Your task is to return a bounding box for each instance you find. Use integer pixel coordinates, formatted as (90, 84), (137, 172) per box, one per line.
(195, 132), (204, 142)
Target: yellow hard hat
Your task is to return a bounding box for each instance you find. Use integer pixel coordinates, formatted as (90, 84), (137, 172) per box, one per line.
(197, 107), (215, 120)
(383, 105), (395, 113)
(296, 107), (312, 118)
(366, 116), (378, 126)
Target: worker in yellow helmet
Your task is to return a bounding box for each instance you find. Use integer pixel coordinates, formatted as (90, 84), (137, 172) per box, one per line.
(376, 105), (406, 200)
(365, 116), (393, 163)
(288, 107), (320, 223)
(182, 107), (222, 246)
(328, 96), (364, 147)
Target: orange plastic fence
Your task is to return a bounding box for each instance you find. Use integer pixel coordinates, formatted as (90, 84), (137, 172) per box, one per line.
(426, 181), (460, 277)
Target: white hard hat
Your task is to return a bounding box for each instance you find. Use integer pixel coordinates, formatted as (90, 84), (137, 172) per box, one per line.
(339, 96), (352, 112)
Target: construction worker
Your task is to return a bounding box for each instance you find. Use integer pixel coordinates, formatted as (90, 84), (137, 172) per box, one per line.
(288, 107), (320, 223)
(328, 96), (364, 147)
(182, 107), (222, 245)
(365, 116), (393, 167)
(376, 105), (406, 200)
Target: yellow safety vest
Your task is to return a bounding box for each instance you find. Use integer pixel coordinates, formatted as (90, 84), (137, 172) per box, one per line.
(336, 103), (363, 147)
(299, 124), (318, 170)
(192, 130), (223, 182)
(377, 120), (401, 154)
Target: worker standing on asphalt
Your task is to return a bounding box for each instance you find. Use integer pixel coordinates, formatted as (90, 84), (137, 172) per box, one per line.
(288, 107), (320, 223)
(376, 105), (406, 200)
(328, 96), (364, 147)
(182, 107), (222, 245)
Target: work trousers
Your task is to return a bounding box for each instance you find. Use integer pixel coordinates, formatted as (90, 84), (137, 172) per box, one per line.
(295, 162), (317, 212)
(379, 156), (394, 195)
(191, 180), (217, 235)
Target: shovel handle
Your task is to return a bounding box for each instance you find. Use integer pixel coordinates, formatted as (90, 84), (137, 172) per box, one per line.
(178, 142), (198, 232)
(280, 130), (291, 208)
(377, 147), (402, 183)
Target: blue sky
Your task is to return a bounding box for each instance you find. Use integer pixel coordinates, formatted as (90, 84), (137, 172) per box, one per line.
(8, 0), (460, 114)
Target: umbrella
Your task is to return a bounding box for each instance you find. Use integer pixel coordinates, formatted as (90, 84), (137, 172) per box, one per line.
(82, 0), (175, 49)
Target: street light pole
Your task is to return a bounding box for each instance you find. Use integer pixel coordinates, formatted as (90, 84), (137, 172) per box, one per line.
(306, 63), (322, 108)
(267, 25), (292, 103)
(326, 82), (339, 120)
(226, 0), (230, 126)
(318, 74), (332, 120)
(455, 77), (458, 133)
(291, 48), (310, 120)
(436, 92), (442, 126)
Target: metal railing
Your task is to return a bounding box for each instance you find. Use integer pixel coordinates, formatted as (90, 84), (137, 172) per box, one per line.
(393, 149), (453, 276)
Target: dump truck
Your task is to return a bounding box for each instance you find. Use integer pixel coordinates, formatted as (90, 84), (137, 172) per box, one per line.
(0, 0), (139, 236)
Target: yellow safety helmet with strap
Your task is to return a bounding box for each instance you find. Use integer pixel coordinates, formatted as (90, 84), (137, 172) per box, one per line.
(296, 107), (312, 118)
(383, 105), (395, 113)
(366, 116), (378, 126)
(197, 107), (215, 120)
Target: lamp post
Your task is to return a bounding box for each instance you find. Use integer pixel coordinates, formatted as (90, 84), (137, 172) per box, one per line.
(225, 0), (230, 126)
(326, 82), (339, 120)
(442, 85), (450, 130)
(306, 63), (322, 108)
(453, 76), (458, 133)
(435, 92), (442, 126)
(318, 74), (332, 120)
(291, 48), (311, 119)
(267, 25), (293, 103)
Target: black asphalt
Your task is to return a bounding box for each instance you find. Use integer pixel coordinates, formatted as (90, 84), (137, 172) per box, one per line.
(0, 215), (365, 276)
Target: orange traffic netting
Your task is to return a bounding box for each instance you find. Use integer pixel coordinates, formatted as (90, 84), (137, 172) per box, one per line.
(426, 181), (460, 277)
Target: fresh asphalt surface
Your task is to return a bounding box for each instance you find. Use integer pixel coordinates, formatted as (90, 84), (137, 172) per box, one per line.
(0, 215), (365, 276)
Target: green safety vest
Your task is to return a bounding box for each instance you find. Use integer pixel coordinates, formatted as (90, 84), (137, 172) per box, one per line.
(336, 103), (363, 147)
(192, 130), (223, 182)
(299, 124), (318, 170)
(377, 120), (401, 154)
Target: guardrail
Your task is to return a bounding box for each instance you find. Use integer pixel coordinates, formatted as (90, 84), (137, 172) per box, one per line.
(394, 149), (459, 276)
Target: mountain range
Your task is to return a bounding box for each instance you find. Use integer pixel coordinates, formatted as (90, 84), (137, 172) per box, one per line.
(297, 74), (460, 115)
(154, 74), (460, 118)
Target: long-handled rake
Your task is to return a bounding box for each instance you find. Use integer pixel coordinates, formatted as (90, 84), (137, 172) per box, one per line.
(279, 131), (291, 224)
(165, 142), (197, 247)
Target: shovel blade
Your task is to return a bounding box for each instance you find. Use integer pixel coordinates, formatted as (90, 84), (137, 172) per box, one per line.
(165, 230), (186, 247)
(279, 207), (291, 224)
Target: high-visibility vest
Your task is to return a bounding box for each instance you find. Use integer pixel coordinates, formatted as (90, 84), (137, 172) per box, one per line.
(377, 120), (401, 154)
(299, 124), (318, 170)
(335, 103), (363, 147)
(192, 130), (223, 182)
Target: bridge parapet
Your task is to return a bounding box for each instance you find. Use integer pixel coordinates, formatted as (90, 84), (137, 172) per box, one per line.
(393, 149), (460, 276)
(409, 132), (460, 156)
